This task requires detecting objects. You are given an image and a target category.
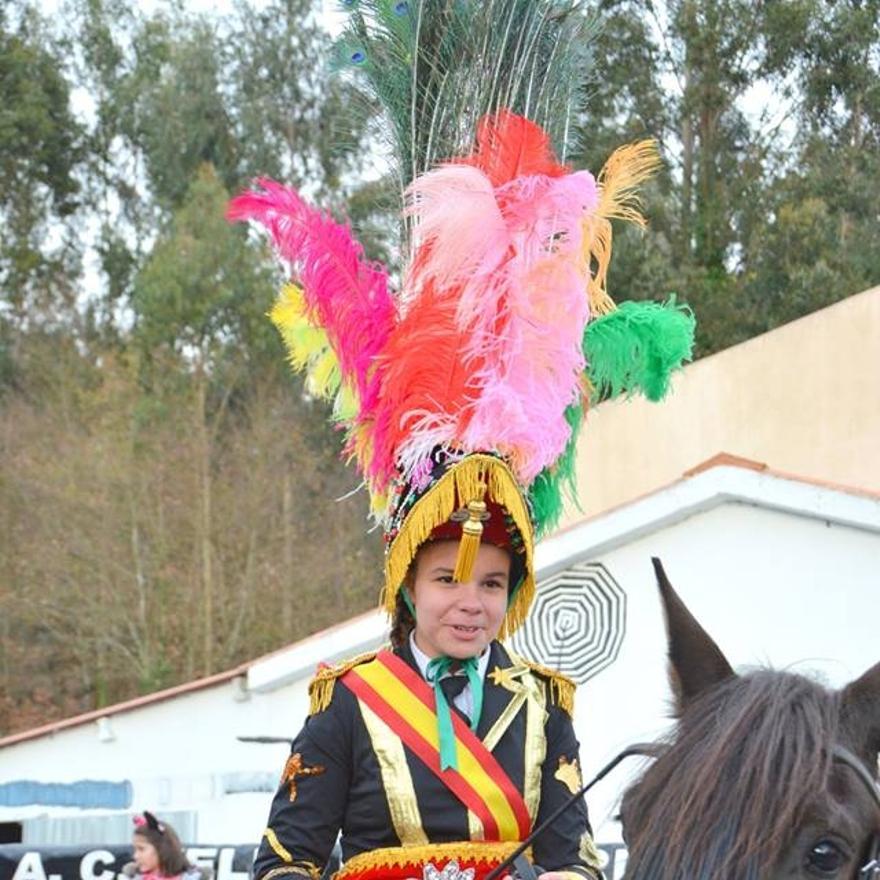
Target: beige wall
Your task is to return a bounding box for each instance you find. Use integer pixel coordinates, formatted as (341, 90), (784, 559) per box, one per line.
(561, 285), (880, 525)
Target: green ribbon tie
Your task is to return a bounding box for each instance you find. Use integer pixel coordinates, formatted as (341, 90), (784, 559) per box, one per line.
(426, 655), (483, 771)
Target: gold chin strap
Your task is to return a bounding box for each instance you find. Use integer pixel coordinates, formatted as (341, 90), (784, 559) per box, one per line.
(452, 482), (489, 582)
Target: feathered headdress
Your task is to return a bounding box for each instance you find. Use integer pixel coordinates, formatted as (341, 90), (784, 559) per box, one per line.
(228, 0), (694, 637)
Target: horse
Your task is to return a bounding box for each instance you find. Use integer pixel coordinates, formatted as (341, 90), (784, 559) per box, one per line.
(618, 558), (880, 880)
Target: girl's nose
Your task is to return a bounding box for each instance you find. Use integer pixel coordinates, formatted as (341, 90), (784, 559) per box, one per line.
(455, 581), (482, 611)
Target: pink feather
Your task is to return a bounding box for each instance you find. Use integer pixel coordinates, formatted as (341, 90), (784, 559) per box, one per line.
(462, 257), (588, 482)
(403, 157), (596, 483)
(227, 179), (396, 418)
(404, 165), (509, 298)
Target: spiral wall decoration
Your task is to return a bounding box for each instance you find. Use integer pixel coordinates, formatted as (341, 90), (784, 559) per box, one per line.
(509, 561), (626, 683)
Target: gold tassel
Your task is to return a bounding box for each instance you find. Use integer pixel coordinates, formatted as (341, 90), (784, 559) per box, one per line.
(452, 490), (488, 583)
(308, 651), (378, 714)
(308, 677), (335, 716)
(509, 654), (577, 717)
(549, 676), (575, 717)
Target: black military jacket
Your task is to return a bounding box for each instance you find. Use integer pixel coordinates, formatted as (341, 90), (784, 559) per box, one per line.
(253, 641), (600, 880)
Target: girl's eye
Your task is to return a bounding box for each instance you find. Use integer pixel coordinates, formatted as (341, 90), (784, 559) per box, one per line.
(484, 579), (506, 590)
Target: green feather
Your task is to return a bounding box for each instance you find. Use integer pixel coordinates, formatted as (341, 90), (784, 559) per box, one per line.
(529, 402), (584, 538)
(585, 298), (695, 403)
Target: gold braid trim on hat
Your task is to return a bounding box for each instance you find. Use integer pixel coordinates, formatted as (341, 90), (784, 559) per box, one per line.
(507, 651), (576, 717)
(307, 650), (379, 715)
(382, 454), (535, 640)
(335, 841), (530, 879)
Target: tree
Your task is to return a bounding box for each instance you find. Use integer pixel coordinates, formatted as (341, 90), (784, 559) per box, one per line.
(743, 0), (880, 334)
(575, 0), (878, 355)
(0, 5), (84, 331)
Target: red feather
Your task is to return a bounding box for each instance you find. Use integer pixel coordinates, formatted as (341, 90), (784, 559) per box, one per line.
(460, 109), (569, 186)
(369, 281), (484, 488)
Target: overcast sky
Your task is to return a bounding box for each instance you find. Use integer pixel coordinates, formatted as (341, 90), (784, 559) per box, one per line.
(37, 0), (347, 30)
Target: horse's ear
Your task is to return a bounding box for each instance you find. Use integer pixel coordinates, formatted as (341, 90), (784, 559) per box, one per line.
(840, 660), (880, 760)
(652, 557), (735, 712)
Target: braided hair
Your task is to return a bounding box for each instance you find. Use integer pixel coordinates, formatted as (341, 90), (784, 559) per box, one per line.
(389, 573), (416, 650)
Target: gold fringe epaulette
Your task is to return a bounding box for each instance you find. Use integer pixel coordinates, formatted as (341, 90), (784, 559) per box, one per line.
(308, 650), (378, 715)
(511, 653), (576, 717)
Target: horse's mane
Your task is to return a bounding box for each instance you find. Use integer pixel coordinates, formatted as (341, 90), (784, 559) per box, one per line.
(622, 668), (840, 880)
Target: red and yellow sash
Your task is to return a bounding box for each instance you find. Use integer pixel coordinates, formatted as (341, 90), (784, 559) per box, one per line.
(341, 650), (531, 842)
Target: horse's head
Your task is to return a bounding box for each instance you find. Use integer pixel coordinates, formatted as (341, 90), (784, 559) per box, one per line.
(620, 558), (880, 880)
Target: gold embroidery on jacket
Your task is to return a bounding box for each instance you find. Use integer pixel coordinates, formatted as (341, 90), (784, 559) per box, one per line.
(504, 654), (576, 717)
(261, 865), (320, 880)
(358, 701), (429, 846)
(521, 666), (548, 821)
(280, 753), (325, 802)
(308, 650), (379, 715)
(484, 652), (547, 823)
(335, 841), (530, 879)
(579, 831), (604, 869)
(262, 828), (292, 863)
(554, 755), (583, 795)
(484, 660), (547, 823)
(553, 755), (583, 794)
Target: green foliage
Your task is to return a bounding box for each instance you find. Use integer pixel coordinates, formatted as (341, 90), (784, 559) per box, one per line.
(225, 0), (361, 192)
(126, 18), (238, 209)
(0, 6), (84, 320)
(131, 164), (272, 364)
(576, 0), (878, 356)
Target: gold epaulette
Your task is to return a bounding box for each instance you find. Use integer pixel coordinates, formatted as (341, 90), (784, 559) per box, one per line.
(509, 651), (576, 717)
(308, 650), (378, 715)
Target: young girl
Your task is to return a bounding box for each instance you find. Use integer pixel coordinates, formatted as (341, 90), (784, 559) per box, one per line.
(230, 5), (690, 877)
(252, 526), (601, 880)
(127, 812), (210, 880)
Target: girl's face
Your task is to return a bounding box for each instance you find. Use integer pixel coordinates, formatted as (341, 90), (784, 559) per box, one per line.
(410, 540), (510, 660)
(132, 836), (160, 875)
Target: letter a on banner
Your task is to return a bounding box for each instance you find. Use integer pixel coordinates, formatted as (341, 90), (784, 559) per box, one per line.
(12, 853), (48, 880)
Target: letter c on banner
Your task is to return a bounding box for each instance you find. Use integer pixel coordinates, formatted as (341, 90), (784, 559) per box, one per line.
(81, 850), (117, 880)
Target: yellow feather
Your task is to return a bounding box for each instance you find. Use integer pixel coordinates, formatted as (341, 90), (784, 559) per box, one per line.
(334, 382), (359, 422)
(597, 139), (661, 226)
(270, 283), (352, 408)
(308, 349), (341, 400)
(582, 140), (661, 314)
